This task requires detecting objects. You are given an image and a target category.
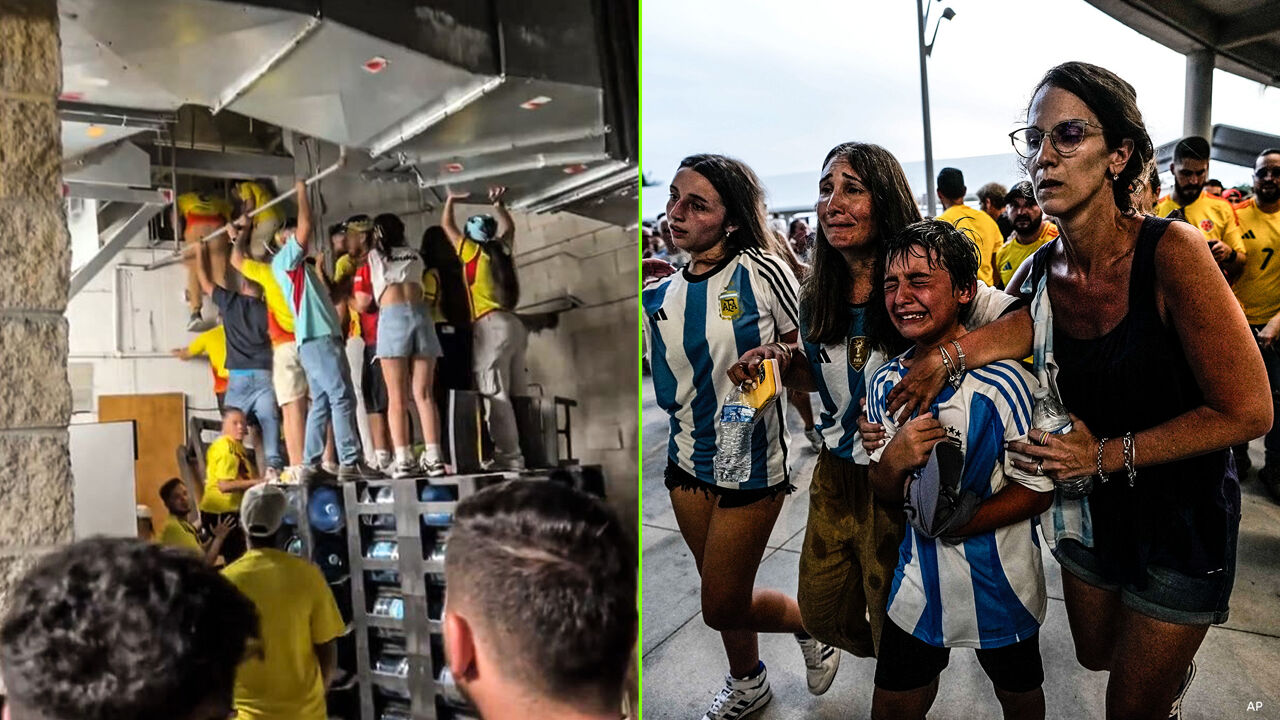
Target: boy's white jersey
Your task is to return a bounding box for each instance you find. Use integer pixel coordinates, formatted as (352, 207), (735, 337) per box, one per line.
(868, 353), (1053, 649)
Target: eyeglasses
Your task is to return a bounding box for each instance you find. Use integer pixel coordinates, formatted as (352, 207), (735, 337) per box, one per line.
(1009, 119), (1105, 159)
(1255, 167), (1280, 180)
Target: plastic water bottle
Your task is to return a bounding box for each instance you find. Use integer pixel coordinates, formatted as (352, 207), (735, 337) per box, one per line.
(1031, 387), (1092, 498)
(713, 385), (756, 486)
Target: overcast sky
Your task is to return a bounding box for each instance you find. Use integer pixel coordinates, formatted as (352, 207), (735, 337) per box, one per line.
(641, 0), (1280, 217)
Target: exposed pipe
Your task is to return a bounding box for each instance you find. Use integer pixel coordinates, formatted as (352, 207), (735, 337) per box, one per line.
(143, 146), (348, 270)
(212, 16), (322, 115)
(365, 75), (506, 158)
(401, 125), (610, 167)
(526, 167), (637, 214)
(509, 160), (629, 211)
(417, 152), (610, 190)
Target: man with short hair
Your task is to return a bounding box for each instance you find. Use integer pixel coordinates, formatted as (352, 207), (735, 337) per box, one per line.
(995, 181), (1059, 290)
(976, 181), (1014, 239)
(0, 537), (259, 720)
(1155, 136), (1247, 278)
(443, 480), (637, 720)
(1205, 179), (1224, 197)
(158, 476), (235, 564)
(1231, 148), (1280, 501)
(200, 406), (265, 563)
(935, 167), (1003, 287)
(222, 483), (345, 720)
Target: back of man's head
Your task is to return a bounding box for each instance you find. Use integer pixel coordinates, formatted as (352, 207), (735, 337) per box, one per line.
(976, 182), (1007, 209)
(0, 538), (259, 720)
(444, 480), (636, 716)
(937, 167), (966, 201)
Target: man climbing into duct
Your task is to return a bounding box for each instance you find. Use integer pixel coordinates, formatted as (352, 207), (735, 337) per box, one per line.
(176, 186), (233, 331)
(442, 186), (527, 471)
(233, 179), (285, 261)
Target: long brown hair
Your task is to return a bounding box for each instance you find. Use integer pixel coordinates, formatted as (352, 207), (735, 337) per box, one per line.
(801, 142), (921, 348)
(676, 154), (771, 256)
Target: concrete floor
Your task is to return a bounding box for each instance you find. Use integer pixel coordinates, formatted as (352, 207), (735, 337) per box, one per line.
(641, 383), (1280, 719)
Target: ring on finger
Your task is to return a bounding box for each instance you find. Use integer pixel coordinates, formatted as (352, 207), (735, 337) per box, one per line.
(1035, 459), (1044, 475)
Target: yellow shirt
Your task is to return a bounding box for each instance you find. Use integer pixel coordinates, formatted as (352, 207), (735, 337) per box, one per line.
(176, 192), (232, 226)
(158, 516), (202, 553)
(997, 222), (1059, 288)
(237, 182), (285, 224)
(241, 257), (296, 343)
(333, 255), (362, 338)
(458, 237), (505, 321)
(422, 267), (446, 324)
(223, 548), (345, 720)
(201, 435), (251, 514)
(1231, 198), (1280, 325)
(1155, 192), (1246, 256)
(937, 204), (1003, 287)
(188, 324), (229, 393)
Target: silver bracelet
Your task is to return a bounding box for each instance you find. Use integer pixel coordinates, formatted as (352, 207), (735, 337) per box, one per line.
(938, 345), (961, 388)
(1095, 437), (1109, 484)
(950, 339), (967, 375)
(1122, 432), (1136, 487)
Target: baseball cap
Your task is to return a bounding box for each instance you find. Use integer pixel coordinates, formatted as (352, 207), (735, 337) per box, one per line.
(240, 483), (288, 538)
(1005, 180), (1036, 205)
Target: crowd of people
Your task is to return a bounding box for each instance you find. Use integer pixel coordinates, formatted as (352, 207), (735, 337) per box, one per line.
(643, 60), (1278, 720)
(0, 480), (636, 720)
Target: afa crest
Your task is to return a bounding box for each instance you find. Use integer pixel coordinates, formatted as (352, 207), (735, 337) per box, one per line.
(718, 288), (741, 320)
(847, 336), (870, 371)
(1200, 218), (1214, 233)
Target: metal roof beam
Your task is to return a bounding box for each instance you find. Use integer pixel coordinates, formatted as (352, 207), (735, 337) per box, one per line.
(1219, 8), (1280, 49)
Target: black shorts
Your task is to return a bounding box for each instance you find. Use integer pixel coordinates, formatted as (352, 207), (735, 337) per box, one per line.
(362, 346), (389, 415)
(663, 461), (794, 509)
(874, 616), (1044, 694)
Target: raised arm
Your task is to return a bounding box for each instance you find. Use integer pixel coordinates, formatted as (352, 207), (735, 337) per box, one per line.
(294, 180), (312, 250)
(489, 185), (515, 248)
(442, 190), (469, 251)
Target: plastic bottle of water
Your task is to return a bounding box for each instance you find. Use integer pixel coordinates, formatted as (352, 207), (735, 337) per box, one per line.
(714, 385), (756, 486)
(1031, 387), (1092, 498)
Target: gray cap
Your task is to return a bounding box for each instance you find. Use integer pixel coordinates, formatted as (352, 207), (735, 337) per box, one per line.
(240, 483), (288, 537)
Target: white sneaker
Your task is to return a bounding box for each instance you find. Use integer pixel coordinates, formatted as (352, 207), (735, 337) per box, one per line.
(797, 635), (840, 695)
(389, 459), (417, 479)
(264, 467), (281, 483)
(1168, 659), (1196, 719)
(420, 455), (446, 478)
(702, 665), (772, 720)
(804, 428), (823, 453)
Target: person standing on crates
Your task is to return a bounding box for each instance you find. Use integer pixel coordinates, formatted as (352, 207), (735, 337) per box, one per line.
(223, 483), (345, 720)
(176, 188), (233, 332)
(443, 186), (527, 471)
(267, 181), (382, 482)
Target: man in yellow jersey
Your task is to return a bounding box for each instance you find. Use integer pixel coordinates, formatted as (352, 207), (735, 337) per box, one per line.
(995, 181), (1059, 290)
(158, 476), (236, 564)
(200, 407), (265, 563)
(176, 189), (233, 331)
(935, 168), (1002, 287)
(0, 538), (260, 720)
(172, 321), (230, 409)
(443, 186), (528, 470)
(223, 483), (344, 720)
(232, 218), (309, 479)
(1155, 136), (1247, 279)
(1233, 148), (1280, 502)
(234, 179), (285, 260)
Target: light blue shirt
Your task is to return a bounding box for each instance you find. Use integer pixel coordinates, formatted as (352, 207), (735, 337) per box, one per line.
(271, 236), (341, 344)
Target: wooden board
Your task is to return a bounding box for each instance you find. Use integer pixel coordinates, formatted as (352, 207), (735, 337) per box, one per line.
(98, 393), (187, 532)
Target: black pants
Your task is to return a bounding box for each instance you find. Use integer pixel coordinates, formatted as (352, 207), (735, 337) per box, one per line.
(200, 511), (246, 564)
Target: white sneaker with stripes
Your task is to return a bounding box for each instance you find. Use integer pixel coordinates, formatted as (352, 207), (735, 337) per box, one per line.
(797, 635), (840, 695)
(1168, 659), (1196, 719)
(701, 664), (772, 720)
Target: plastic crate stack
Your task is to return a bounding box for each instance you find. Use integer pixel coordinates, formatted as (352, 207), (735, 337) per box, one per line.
(277, 481), (360, 719)
(343, 474), (508, 720)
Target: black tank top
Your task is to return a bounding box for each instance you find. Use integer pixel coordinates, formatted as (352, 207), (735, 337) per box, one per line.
(1031, 215), (1239, 585)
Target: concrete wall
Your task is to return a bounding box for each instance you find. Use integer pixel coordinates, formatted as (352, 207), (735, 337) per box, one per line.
(0, 0), (73, 608)
(67, 180), (640, 527)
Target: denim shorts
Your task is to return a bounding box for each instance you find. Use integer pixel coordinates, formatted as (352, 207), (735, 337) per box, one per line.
(1053, 536), (1236, 626)
(376, 302), (442, 359)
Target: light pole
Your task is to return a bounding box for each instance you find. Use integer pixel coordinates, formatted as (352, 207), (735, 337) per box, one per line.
(916, 0), (955, 218)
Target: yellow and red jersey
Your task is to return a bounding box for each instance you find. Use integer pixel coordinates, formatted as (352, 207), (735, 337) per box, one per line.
(1154, 191), (1246, 256)
(1231, 198), (1280, 325)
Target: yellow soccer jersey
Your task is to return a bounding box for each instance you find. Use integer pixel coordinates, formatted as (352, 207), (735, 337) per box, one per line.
(158, 516), (202, 553)
(237, 181), (285, 224)
(937, 204), (1003, 287)
(1232, 198), (1280, 325)
(188, 324), (229, 394)
(997, 222), (1059, 288)
(422, 267), (446, 324)
(458, 237), (505, 321)
(223, 549), (345, 720)
(176, 192), (232, 226)
(201, 435), (251, 514)
(1154, 192), (1246, 256)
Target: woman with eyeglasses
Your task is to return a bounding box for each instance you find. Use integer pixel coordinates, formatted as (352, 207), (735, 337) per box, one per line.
(642, 154), (839, 720)
(873, 61), (1270, 717)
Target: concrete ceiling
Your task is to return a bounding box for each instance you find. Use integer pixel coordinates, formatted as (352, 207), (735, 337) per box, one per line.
(1084, 0), (1280, 86)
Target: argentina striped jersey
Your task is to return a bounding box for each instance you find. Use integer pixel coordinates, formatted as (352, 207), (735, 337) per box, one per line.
(867, 352), (1052, 649)
(801, 282), (1019, 464)
(642, 249), (800, 489)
